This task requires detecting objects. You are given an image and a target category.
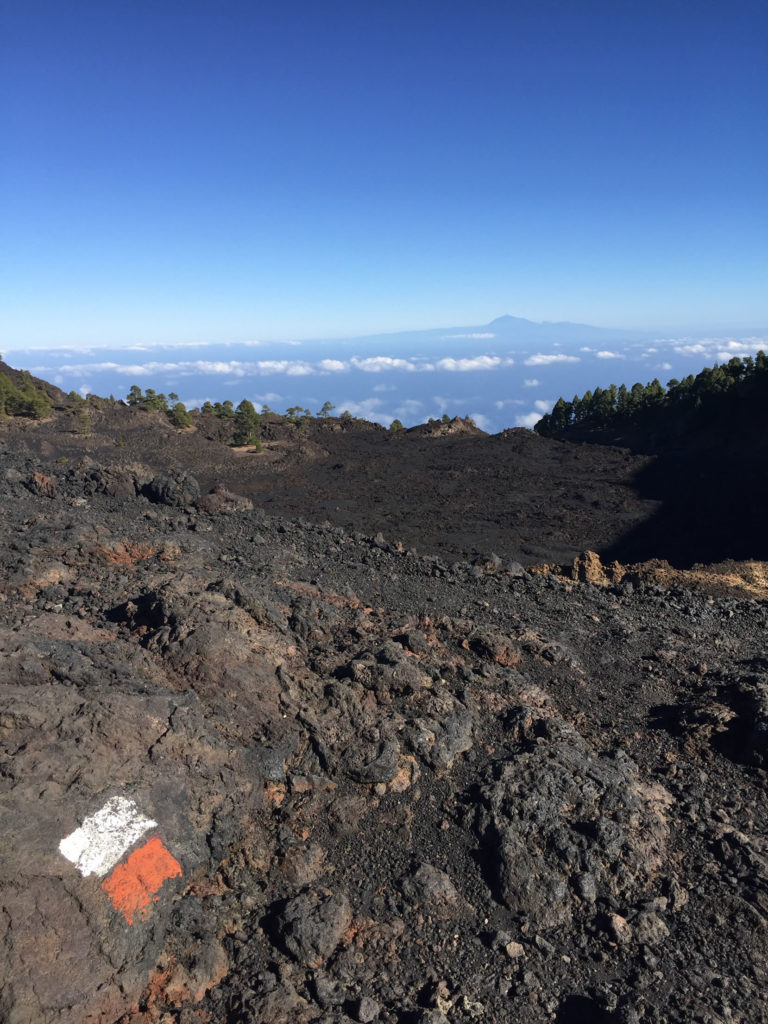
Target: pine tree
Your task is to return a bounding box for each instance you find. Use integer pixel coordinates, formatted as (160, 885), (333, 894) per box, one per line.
(550, 397), (570, 431)
(233, 400), (261, 446)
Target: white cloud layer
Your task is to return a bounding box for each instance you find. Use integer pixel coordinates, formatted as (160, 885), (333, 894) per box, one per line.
(661, 336), (768, 359)
(524, 353), (580, 366)
(671, 343), (707, 355)
(515, 411), (544, 428)
(469, 412), (491, 431)
(395, 399), (423, 416)
(54, 350), (523, 379)
(349, 356), (416, 373)
(335, 397), (383, 418)
(435, 355), (510, 371)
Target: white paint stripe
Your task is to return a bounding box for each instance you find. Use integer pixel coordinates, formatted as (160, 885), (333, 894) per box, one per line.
(59, 797), (157, 877)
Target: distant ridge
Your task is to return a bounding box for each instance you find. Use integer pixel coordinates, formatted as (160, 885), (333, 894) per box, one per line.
(304, 314), (647, 352)
(481, 314), (643, 345)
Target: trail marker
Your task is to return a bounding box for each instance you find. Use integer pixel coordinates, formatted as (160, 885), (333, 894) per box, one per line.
(59, 796), (182, 924)
(101, 836), (182, 924)
(59, 796), (157, 877)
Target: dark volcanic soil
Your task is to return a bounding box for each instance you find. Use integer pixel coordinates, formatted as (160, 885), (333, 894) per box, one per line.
(2, 404), (663, 568)
(1, 413), (767, 1024)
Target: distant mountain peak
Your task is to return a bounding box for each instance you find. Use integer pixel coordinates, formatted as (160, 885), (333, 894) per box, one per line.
(481, 315), (641, 341)
(486, 314), (531, 327)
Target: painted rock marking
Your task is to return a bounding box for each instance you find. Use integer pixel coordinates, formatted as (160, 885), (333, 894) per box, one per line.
(58, 796), (157, 877)
(101, 836), (182, 924)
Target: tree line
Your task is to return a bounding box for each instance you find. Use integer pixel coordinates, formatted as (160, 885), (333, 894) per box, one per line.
(125, 387), (478, 440)
(126, 388), (355, 447)
(534, 351), (768, 437)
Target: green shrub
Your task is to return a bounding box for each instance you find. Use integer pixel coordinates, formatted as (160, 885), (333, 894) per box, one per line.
(167, 402), (193, 428)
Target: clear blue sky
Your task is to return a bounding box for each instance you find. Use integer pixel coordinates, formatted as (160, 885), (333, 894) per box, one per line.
(2, 0), (766, 348)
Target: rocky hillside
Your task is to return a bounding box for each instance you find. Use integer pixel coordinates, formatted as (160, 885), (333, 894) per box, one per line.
(0, 371), (664, 570)
(0, 375), (767, 1024)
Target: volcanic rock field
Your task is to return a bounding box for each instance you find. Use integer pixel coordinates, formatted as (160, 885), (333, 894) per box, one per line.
(1, 398), (767, 1024)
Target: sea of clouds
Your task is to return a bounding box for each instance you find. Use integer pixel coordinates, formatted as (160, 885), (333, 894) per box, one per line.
(5, 325), (767, 434)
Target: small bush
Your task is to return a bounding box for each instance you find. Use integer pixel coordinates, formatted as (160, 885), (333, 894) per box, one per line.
(167, 402), (193, 428)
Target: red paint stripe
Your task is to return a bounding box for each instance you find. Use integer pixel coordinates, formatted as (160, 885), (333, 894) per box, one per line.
(102, 836), (182, 924)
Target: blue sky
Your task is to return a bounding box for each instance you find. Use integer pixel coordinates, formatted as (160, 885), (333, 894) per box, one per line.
(2, 0), (766, 351)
